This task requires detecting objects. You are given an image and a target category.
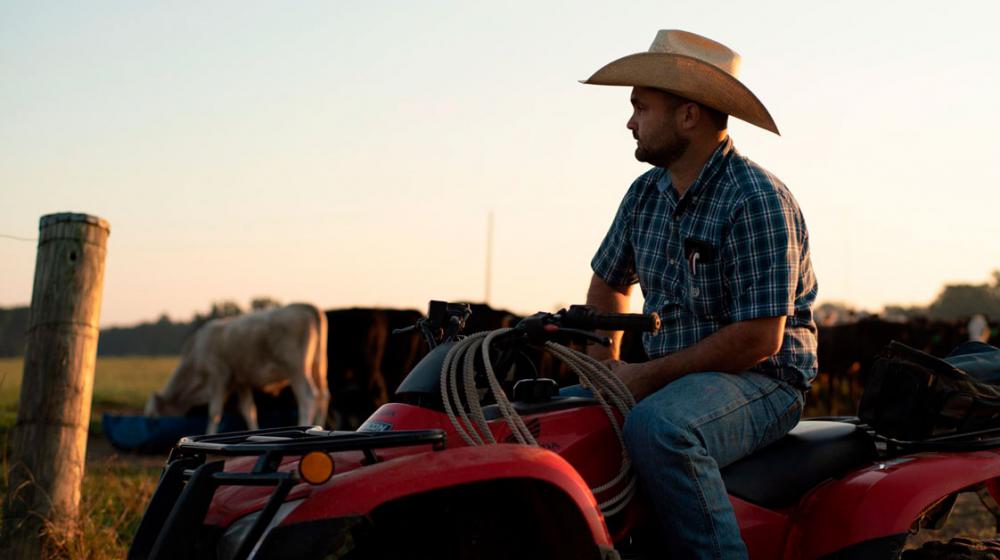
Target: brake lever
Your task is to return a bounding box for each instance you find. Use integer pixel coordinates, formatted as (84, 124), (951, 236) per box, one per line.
(517, 313), (611, 346)
(554, 327), (612, 347)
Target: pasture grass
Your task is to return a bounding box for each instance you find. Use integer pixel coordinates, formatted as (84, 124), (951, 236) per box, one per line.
(0, 358), (23, 414)
(1, 356), (175, 559)
(0, 356), (178, 414)
(36, 459), (161, 559)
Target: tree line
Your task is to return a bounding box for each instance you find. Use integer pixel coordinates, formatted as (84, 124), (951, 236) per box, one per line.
(0, 297), (282, 357)
(0, 273), (997, 358)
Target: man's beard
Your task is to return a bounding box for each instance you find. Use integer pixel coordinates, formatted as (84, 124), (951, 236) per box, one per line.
(634, 131), (689, 168)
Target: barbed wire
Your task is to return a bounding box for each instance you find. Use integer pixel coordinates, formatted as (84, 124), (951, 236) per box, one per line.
(0, 233), (37, 242)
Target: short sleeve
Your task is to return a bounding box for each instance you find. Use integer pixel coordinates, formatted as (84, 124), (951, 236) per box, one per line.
(591, 186), (640, 287)
(723, 191), (800, 322)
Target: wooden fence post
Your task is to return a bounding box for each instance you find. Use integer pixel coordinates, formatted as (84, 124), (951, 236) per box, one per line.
(3, 213), (110, 558)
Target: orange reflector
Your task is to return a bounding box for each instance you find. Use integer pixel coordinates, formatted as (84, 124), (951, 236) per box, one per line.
(298, 451), (334, 485)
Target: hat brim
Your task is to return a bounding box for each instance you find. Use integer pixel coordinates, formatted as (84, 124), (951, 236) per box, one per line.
(582, 52), (780, 135)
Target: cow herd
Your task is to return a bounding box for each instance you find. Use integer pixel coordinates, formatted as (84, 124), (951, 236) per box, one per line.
(143, 303), (521, 431)
(144, 303), (995, 430)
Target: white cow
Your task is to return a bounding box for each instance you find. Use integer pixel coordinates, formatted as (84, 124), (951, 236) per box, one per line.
(145, 303), (329, 434)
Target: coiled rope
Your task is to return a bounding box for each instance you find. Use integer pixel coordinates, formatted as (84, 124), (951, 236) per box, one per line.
(439, 329), (638, 516)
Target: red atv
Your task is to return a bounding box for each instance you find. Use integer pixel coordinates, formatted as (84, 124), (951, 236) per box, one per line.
(129, 301), (1000, 560)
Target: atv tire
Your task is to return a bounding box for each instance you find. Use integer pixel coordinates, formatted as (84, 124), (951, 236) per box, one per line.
(901, 538), (1000, 559)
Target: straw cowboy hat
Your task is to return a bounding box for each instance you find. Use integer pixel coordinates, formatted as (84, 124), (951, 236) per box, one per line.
(582, 30), (779, 135)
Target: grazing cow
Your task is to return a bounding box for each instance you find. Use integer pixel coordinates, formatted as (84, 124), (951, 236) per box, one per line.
(382, 308), (425, 391)
(322, 304), (520, 429)
(319, 303), (647, 429)
(145, 303), (328, 434)
(325, 308), (391, 430)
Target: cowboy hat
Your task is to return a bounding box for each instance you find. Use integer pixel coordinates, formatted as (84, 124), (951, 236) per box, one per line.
(582, 30), (779, 135)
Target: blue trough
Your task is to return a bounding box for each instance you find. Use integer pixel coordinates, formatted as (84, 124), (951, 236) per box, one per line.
(102, 407), (300, 454)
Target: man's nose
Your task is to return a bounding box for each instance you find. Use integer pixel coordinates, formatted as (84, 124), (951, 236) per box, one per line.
(626, 115), (636, 131)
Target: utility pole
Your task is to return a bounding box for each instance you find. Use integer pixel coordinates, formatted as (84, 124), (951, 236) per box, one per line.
(485, 211), (494, 305)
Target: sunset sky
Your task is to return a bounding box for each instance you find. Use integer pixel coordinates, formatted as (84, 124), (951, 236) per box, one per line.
(2, 1), (999, 327)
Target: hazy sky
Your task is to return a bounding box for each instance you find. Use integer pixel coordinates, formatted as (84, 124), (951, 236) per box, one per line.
(2, 1), (999, 327)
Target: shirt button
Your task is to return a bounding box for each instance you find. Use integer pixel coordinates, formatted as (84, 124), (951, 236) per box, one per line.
(691, 287), (701, 298)
(669, 259), (677, 265)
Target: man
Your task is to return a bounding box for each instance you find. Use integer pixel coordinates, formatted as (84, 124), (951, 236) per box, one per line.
(582, 30), (817, 558)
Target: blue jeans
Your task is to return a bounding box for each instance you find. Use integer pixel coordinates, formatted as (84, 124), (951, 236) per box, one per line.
(563, 371), (803, 559)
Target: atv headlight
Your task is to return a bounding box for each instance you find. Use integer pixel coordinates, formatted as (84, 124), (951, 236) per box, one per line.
(217, 498), (304, 560)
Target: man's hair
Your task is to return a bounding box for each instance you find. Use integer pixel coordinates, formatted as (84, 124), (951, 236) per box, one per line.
(661, 90), (729, 132)
(701, 105), (729, 131)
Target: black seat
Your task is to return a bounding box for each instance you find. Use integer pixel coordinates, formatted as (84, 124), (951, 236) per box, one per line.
(721, 420), (877, 509)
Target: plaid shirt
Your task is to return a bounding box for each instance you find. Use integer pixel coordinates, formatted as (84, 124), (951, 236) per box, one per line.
(592, 137), (818, 389)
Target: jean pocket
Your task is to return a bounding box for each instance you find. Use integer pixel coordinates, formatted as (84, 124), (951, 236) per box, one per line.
(758, 387), (803, 451)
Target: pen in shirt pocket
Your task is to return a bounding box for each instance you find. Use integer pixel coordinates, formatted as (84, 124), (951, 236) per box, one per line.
(683, 238), (716, 278)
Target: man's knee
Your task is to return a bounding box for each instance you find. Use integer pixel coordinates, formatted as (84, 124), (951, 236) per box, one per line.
(623, 399), (696, 458)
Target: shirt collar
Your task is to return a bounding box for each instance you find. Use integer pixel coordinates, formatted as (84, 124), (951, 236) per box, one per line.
(654, 136), (735, 216)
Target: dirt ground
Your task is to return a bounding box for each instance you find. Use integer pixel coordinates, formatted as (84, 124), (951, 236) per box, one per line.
(904, 492), (999, 555)
(86, 432), (168, 469)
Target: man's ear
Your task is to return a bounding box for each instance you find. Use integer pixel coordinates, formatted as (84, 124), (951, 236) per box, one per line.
(677, 102), (701, 131)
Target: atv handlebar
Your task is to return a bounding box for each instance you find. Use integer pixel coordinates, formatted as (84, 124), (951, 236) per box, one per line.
(514, 305), (660, 347)
(400, 301), (660, 349)
(559, 305), (661, 334)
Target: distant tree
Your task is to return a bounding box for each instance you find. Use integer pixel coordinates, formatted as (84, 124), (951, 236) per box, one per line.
(98, 317), (191, 356)
(927, 270), (1000, 320)
(250, 296), (281, 312)
(815, 302), (859, 325)
(208, 300), (244, 319)
(882, 304), (929, 321)
(0, 306), (30, 357)
(98, 301), (251, 356)
(186, 300), (246, 337)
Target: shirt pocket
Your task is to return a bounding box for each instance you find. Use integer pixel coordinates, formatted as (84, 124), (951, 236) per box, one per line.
(684, 238), (726, 319)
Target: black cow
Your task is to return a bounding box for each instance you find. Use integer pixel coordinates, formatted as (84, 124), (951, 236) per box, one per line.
(322, 304), (519, 429)
(814, 317), (975, 415)
(324, 308), (390, 429)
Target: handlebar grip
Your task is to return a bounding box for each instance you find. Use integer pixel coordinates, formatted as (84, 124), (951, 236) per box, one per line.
(590, 312), (661, 334)
(560, 306), (660, 334)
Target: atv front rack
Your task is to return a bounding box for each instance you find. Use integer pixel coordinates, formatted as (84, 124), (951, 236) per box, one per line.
(129, 426), (446, 560)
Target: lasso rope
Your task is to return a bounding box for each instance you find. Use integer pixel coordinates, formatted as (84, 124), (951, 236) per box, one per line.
(440, 329), (637, 516)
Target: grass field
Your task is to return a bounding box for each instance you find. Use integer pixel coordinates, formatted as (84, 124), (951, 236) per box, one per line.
(0, 356), (178, 414)
(1, 356), (177, 558)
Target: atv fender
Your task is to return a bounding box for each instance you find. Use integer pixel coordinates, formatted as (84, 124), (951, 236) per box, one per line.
(789, 450), (1000, 559)
(280, 444), (614, 548)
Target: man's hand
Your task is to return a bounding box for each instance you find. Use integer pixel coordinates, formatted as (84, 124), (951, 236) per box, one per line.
(602, 316), (786, 403)
(605, 360), (655, 401)
(586, 274), (633, 360)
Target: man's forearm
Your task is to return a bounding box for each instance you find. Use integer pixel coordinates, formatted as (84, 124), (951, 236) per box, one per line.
(620, 316), (786, 399)
(586, 273), (633, 360)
